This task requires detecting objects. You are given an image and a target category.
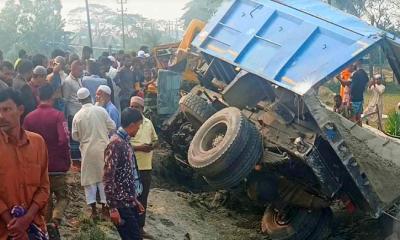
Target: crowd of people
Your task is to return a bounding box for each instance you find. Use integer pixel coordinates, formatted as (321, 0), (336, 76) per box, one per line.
(334, 60), (386, 127)
(0, 46), (159, 240)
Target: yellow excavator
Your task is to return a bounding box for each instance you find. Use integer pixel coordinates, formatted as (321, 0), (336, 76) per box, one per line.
(149, 19), (206, 93)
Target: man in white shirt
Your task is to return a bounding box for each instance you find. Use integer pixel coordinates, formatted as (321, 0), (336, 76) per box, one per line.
(72, 88), (116, 219)
(363, 74), (385, 125)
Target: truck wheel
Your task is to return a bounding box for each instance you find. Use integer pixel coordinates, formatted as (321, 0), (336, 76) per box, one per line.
(188, 107), (250, 177)
(180, 92), (217, 129)
(307, 208), (333, 240)
(378, 210), (400, 240)
(261, 206), (322, 240)
(204, 122), (263, 189)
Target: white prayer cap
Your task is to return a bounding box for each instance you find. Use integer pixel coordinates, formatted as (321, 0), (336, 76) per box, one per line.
(137, 50), (146, 58)
(77, 87), (90, 100)
(108, 56), (116, 62)
(97, 85), (111, 95)
(374, 74), (382, 79)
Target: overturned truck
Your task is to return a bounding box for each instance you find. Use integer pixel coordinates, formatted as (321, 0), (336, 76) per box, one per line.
(160, 0), (400, 239)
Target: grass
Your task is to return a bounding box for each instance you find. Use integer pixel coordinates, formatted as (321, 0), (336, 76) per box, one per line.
(364, 93), (399, 115)
(325, 80), (400, 115)
(76, 215), (107, 240)
(385, 111), (400, 137)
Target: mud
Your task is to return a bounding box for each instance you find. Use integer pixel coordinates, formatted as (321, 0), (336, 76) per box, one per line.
(311, 89), (400, 206)
(144, 189), (264, 240)
(57, 146), (399, 240)
(326, 109), (400, 205)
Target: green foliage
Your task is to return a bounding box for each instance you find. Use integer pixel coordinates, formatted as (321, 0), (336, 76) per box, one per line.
(0, 0), (67, 60)
(181, 0), (224, 27)
(385, 111), (400, 137)
(324, 79), (341, 94)
(383, 82), (400, 94)
(77, 216), (106, 240)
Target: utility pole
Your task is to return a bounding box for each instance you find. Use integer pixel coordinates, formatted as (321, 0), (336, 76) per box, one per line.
(175, 19), (180, 41)
(117, 0), (127, 50)
(85, 0), (93, 48)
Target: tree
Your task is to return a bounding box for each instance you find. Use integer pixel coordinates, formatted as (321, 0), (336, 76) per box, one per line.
(330, 0), (365, 17)
(0, 0), (20, 59)
(331, 0), (400, 33)
(67, 4), (177, 52)
(0, 0), (67, 60)
(181, 0), (224, 27)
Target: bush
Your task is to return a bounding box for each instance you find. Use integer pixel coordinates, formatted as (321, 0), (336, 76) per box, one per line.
(385, 111), (400, 137)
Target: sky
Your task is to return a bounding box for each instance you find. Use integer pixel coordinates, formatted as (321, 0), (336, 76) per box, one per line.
(0, 0), (191, 21)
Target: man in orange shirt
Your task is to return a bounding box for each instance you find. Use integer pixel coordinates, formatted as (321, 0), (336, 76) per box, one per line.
(339, 67), (352, 104)
(0, 88), (50, 240)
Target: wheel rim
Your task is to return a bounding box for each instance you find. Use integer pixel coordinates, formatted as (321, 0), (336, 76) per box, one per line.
(274, 210), (291, 226)
(200, 121), (228, 152)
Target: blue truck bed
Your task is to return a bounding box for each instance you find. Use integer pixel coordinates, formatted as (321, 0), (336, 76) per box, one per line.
(192, 0), (400, 95)
(191, 0), (400, 218)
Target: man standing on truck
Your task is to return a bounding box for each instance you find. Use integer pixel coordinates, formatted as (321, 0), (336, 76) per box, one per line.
(339, 60), (369, 126)
(363, 74), (385, 125)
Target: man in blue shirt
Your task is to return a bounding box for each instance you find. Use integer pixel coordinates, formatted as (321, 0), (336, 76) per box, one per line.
(82, 60), (107, 103)
(96, 85), (120, 128)
(339, 60), (369, 126)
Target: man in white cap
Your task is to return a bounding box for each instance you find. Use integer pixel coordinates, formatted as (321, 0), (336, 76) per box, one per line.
(72, 87), (116, 219)
(363, 74), (385, 125)
(107, 56), (121, 112)
(20, 65), (48, 119)
(129, 96), (158, 239)
(96, 85), (120, 128)
(107, 56), (118, 81)
(137, 50), (146, 59)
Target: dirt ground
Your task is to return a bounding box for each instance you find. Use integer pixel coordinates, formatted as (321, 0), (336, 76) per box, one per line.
(57, 147), (398, 240)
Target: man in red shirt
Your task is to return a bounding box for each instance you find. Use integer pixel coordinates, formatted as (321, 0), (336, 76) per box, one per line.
(23, 84), (70, 234)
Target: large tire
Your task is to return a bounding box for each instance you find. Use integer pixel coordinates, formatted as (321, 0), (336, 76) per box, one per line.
(180, 91), (217, 129)
(308, 208), (333, 240)
(377, 210), (400, 240)
(205, 122), (263, 189)
(188, 107), (250, 177)
(261, 206), (322, 240)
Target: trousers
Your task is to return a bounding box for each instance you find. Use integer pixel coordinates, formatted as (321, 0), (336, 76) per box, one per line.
(45, 174), (69, 222)
(116, 207), (142, 240)
(138, 170), (152, 228)
(84, 182), (107, 205)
